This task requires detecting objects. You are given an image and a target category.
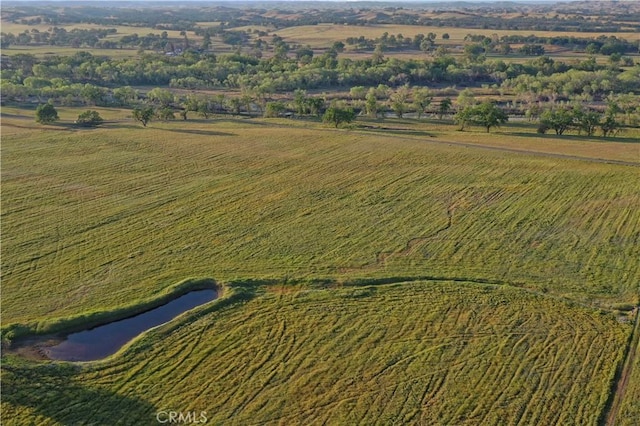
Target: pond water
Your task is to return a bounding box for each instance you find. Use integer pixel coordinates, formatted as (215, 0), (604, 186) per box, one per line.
(44, 289), (217, 362)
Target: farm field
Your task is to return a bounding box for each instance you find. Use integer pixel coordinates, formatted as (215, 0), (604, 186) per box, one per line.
(0, 21), (188, 39)
(2, 110), (639, 326)
(2, 0), (640, 421)
(1, 45), (143, 58)
(1, 281), (632, 425)
(273, 23), (640, 47)
(1, 105), (639, 424)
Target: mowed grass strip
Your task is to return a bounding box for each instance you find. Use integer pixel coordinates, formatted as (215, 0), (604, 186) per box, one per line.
(1, 114), (639, 324)
(1, 281), (631, 425)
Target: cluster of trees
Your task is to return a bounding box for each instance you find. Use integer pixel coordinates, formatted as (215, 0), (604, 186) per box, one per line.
(365, 7), (640, 33)
(454, 101), (508, 132)
(1, 27), (117, 49)
(4, 2), (639, 40)
(503, 66), (640, 102)
(498, 34), (639, 55)
(538, 103), (623, 137)
(0, 28), (194, 52)
(4, 48), (638, 108)
(34, 102), (103, 127)
(345, 32), (440, 52)
(30, 81), (633, 138)
(4, 49), (637, 132)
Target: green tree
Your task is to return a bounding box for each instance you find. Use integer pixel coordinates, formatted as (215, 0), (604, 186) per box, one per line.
(156, 107), (175, 121)
(470, 101), (508, 133)
(372, 44), (385, 65)
(540, 108), (574, 135)
(132, 105), (154, 127)
(498, 43), (512, 55)
(80, 84), (107, 106)
(323, 105), (356, 128)
(519, 44), (545, 56)
(113, 86), (138, 106)
(75, 110), (104, 127)
(608, 52), (622, 68)
(293, 89), (308, 115)
(202, 33), (211, 50)
(464, 44), (485, 62)
(454, 106), (474, 131)
(350, 86), (367, 100)
(332, 41), (345, 52)
(264, 101), (286, 118)
(197, 101), (214, 119)
(226, 97), (243, 116)
(146, 87), (174, 107)
(572, 106), (600, 136)
(390, 85), (410, 118)
(35, 103), (59, 124)
(456, 88), (476, 109)
(307, 97), (325, 117)
(295, 46), (314, 62)
(438, 98), (452, 120)
(601, 112), (621, 137)
(365, 88), (381, 118)
(180, 94), (199, 120)
(412, 87), (432, 119)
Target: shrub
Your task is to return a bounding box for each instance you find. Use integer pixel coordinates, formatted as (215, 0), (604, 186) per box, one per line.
(75, 110), (104, 127)
(264, 101), (286, 118)
(35, 103), (59, 124)
(322, 106), (356, 128)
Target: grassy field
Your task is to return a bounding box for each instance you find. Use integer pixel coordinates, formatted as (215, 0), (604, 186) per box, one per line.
(2, 109), (639, 326)
(1, 45), (144, 58)
(0, 20), (201, 58)
(1, 281), (631, 425)
(1, 107), (639, 423)
(0, 21), (188, 38)
(5, 18), (638, 61)
(273, 23), (640, 48)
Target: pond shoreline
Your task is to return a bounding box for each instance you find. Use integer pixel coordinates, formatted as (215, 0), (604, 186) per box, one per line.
(4, 279), (220, 362)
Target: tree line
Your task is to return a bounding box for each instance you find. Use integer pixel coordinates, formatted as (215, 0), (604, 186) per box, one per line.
(29, 81), (635, 139)
(3, 48), (639, 101)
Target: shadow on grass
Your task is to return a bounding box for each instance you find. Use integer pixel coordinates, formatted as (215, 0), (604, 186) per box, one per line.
(104, 123), (140, 130)
(2, 361), (158, 424)
(506, 131), (640, 144)
(341, 275), (513, 288)
(0, 112), (33, 120)
(159, 128), (235, 137)
(356, 125), (435, 138)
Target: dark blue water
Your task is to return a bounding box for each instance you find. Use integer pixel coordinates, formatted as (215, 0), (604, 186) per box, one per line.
(45, 289), (217, 361)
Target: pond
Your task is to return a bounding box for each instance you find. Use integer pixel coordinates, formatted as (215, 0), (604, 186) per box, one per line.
(43, 289), (217, 362)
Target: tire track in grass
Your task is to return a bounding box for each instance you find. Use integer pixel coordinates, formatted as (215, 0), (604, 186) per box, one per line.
(227, 318), (288, 420)
(603, 306), (640, 426)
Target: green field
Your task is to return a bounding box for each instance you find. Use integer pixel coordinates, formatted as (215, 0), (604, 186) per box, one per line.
(2, 281), (630, 425)
(1, 108), (639, 423)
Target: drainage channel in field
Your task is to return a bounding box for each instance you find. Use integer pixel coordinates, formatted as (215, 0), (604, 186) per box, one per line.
(41, 289), (217, 362)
